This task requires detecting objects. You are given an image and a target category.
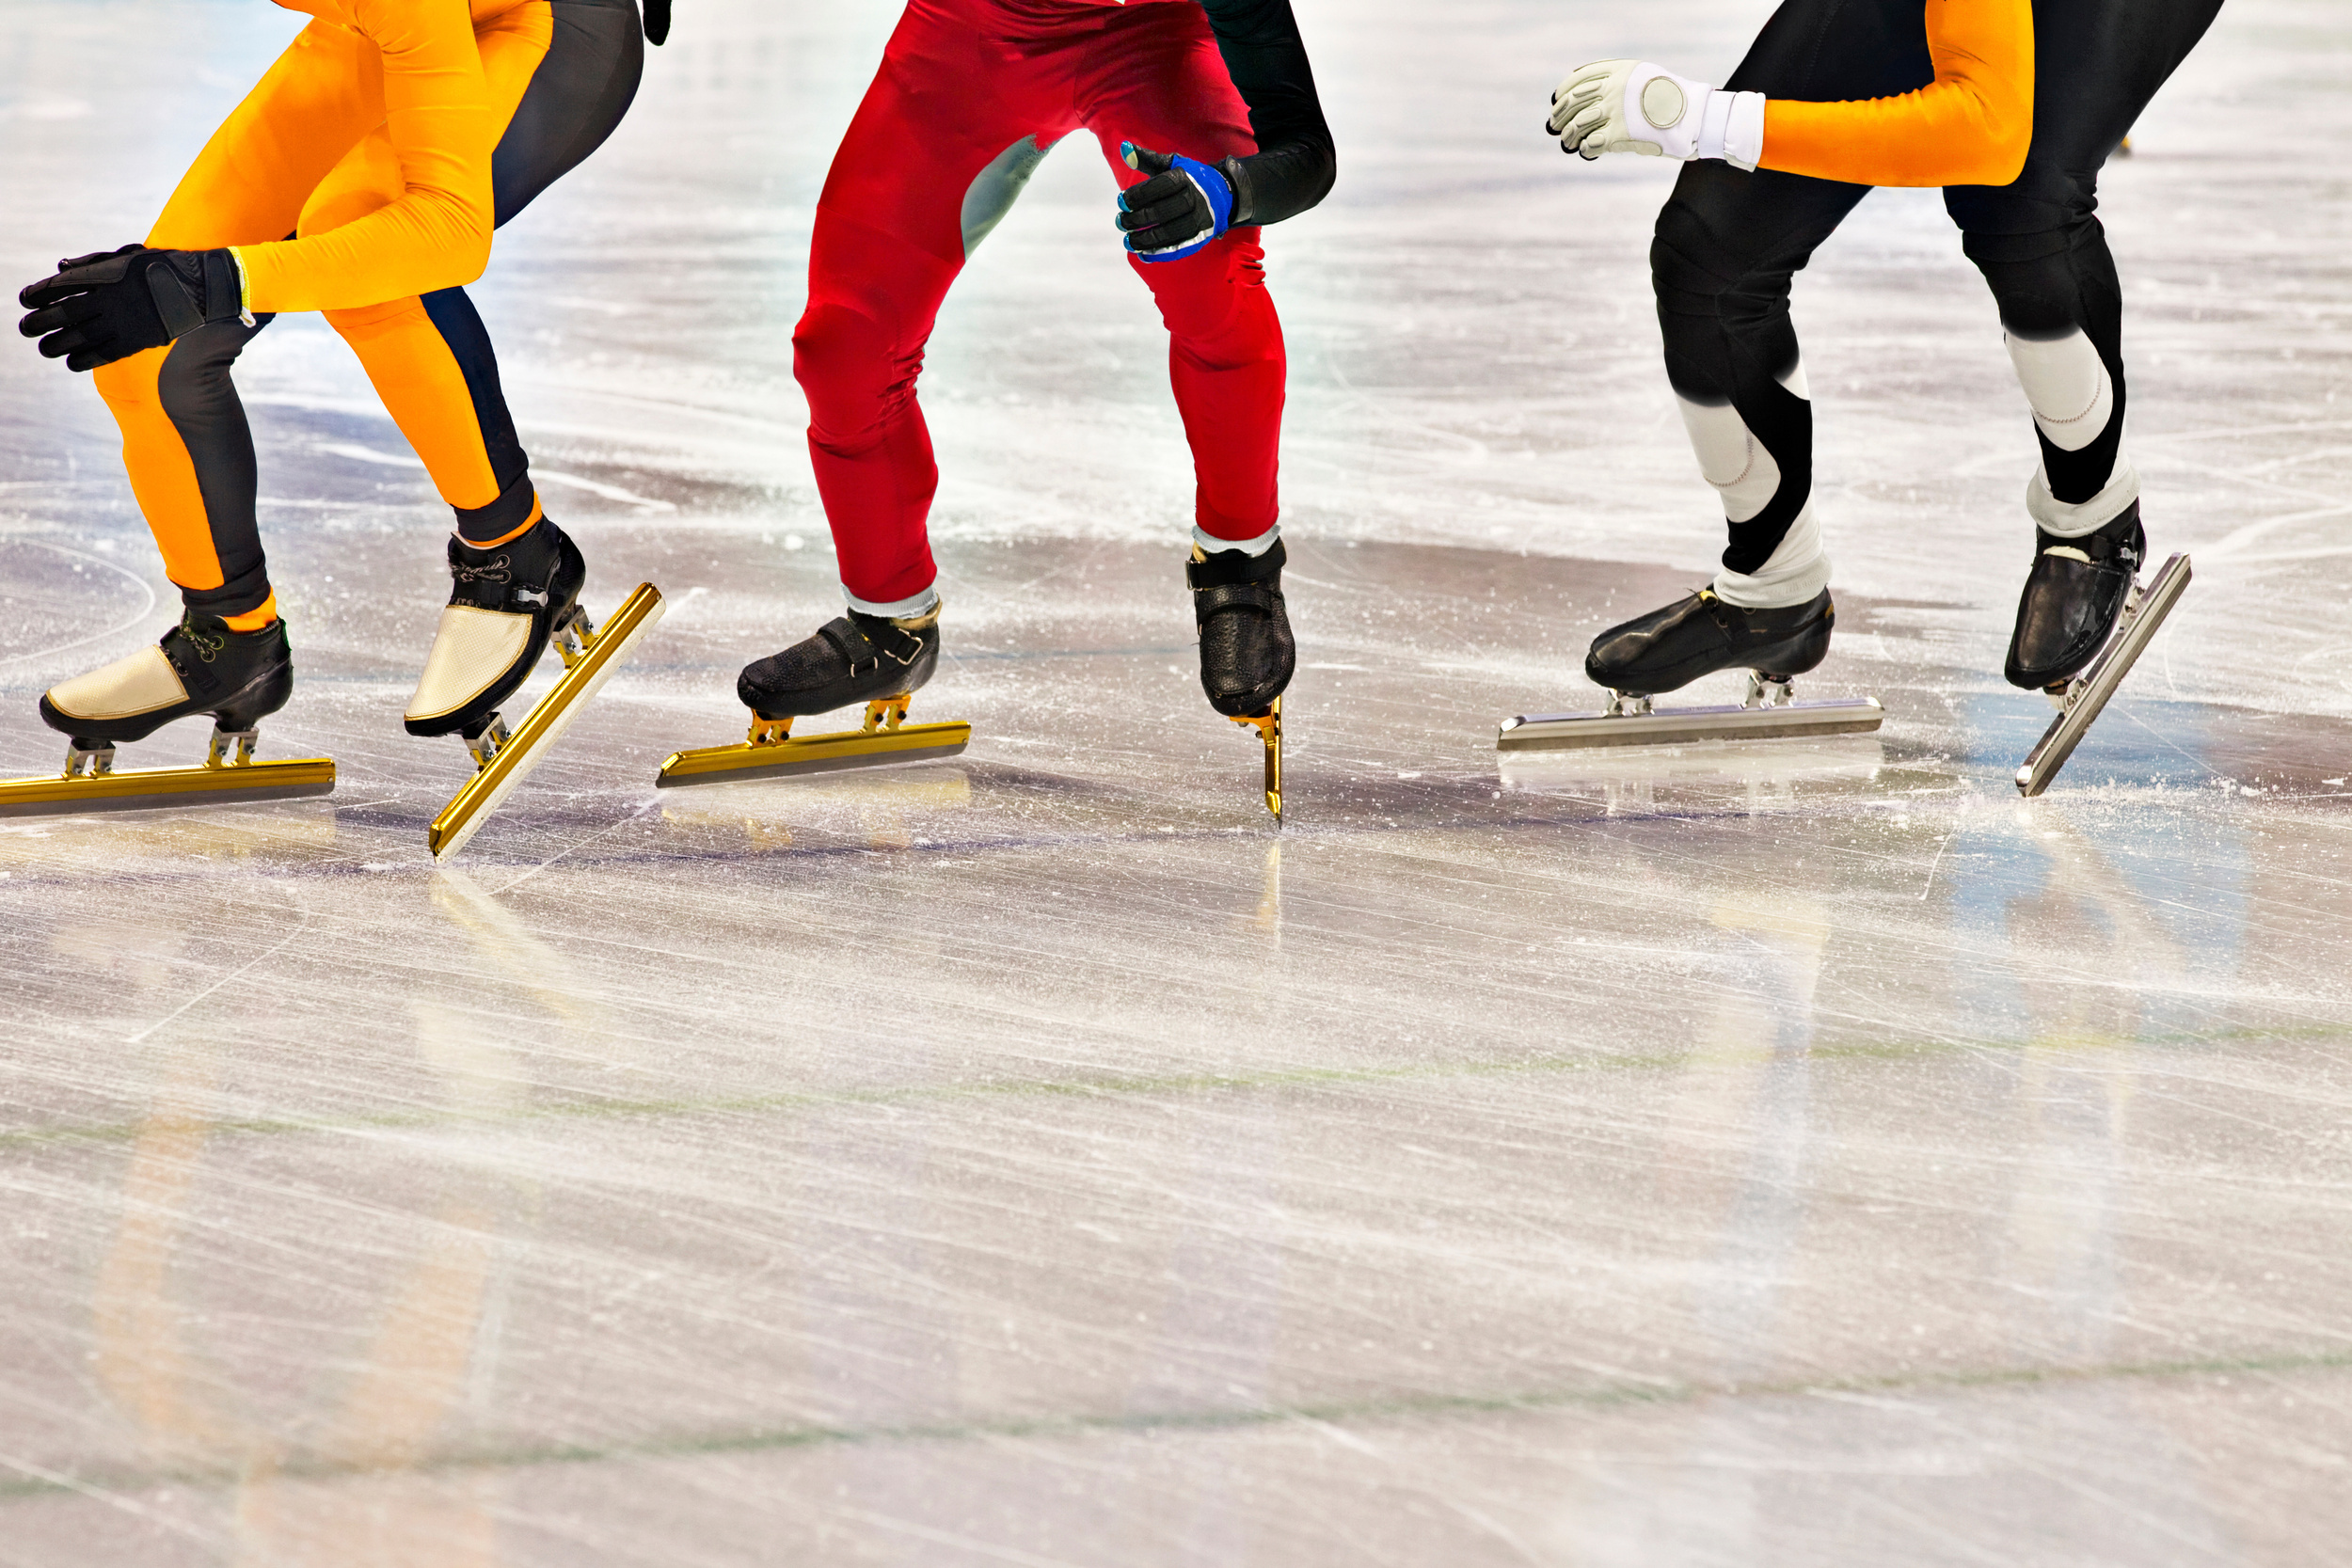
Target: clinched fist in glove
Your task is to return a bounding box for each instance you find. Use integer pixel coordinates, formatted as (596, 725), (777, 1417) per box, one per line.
(18, 245), (249, 372)
(1115, 141), (1242, 263)
(1548, 59), (1765, 171)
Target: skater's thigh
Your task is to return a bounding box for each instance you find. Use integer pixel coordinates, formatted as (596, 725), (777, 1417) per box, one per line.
(808, 10), (1072, 328)
(492, 0), (643, 225)
(300, 8), (559, 242)
(1947, 0), (2225, 235)
(1657, 159), (1869, 300)
(1724, 0), (1934, 101)
(1078, 3), (1254, 175)
(149, 20), (385, 251)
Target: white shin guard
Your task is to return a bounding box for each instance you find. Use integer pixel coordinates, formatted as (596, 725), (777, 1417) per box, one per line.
(2007, 328), (2136, 538)
(1713, 501), (1832, 609)
(1679, 360), (1828, 610)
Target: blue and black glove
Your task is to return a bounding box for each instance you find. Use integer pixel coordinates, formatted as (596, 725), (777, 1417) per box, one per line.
(1116, 142), (1241, 263)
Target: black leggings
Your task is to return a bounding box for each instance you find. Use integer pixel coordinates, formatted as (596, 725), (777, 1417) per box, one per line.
(1652, 0), (2224, 575)
(163, 0), (644, 615)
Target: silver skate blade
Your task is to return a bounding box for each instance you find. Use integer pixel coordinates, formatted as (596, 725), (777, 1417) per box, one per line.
(428, 582), (666, 860)
(656, 721), (971, 786)
(0, 757), (335, 818)
(1498, 696), (1883, 752)
(2015, 552), (2191, 799)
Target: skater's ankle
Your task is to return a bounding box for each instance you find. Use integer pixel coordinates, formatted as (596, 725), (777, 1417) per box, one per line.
(218, 595), (278, 633)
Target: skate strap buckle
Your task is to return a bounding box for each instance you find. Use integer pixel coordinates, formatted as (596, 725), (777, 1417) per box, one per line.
(63, 742), (117, 779)
(204, 728), (260, 768)
(1604, 691), (1654, 718)
(864, 695), (912, 734)
(467, 715), (513, 770)
(747, 716), (794, 746)
(1741, 673), (1794, 709)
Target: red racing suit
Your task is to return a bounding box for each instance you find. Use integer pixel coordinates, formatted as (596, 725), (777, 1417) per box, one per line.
(798, 0), (1321, 607)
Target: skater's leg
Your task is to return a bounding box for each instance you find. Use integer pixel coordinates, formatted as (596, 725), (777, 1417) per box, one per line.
(90, 322), (277, 627)
(85, 20), (392, 631)
(1946, 0), (2224, 686)
(1655, 0), (1934, 610)
(318, 1), (639, 546)
(1082, 4), (1282, 554)
(796, 8), (1077, 614)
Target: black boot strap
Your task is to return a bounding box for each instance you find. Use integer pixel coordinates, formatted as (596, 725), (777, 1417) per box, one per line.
(1194, 581), (1280, 623)
(1187, 538), (1286, 592)
(818, 615), (925, 671)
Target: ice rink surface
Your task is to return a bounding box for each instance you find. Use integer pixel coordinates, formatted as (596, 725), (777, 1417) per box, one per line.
(4, 1), (2351, 1562)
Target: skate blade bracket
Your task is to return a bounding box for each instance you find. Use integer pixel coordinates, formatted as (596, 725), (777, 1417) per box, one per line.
(656, 693), (971, 788)
(1499, 677), (1883, 753)
(427, 582), (667, 861)
(2015, 552), (2190, 799)
(0, 728), (334, 819)
(1231, 696), (1280, 824)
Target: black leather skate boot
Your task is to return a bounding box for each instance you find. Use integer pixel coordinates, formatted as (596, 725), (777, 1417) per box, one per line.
(1190, 539), (1294, 718)
(40, 611), (294, 746)
(405, 516), (588, 739)
(1585, 587), (1835, 698)
(739, 604), (941, 721)
(2005, 502), (2144, 691)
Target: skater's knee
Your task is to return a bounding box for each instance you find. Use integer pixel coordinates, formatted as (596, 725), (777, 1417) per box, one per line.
(91, 346), (169, 415)
(793, 302), (916, 439)
(323, 296), (427, 343)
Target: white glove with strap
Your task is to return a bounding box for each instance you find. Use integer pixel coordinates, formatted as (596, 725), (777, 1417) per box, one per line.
(1549, 59), (1765, 170)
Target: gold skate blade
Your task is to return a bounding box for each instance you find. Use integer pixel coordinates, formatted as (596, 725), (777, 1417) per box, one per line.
(0, 757), (335, 818)
(428, 581), (666, 861)
(1499, 697), (1883, 752)
(2016, 552), (2191, 799)
(1229, 696), (1280, 824)
(655, 721), (972, 787)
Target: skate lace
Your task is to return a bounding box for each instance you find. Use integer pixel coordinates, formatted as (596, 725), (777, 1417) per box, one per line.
(180, 621), (224, 663)
(453, 553), (512, 585)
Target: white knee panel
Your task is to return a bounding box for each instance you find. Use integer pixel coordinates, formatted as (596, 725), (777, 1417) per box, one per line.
(2007, 328), (2136, 537)
(1676, 397), (1779, 523)
(2005, 329), (2112, 452)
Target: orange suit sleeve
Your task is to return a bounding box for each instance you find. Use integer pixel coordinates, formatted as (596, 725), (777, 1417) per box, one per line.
(1759, 0), (2035, 188)
(234, 0), (496, 313)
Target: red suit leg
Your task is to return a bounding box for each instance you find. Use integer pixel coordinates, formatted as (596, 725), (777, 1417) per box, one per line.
(795, 6), (1083, 607)
(1082, 4), (1287, 546)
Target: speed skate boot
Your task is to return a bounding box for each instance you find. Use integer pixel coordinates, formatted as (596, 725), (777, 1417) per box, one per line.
(2008, 503), (2194, 797)
(405, 517), (587, 751)
(1586, 587), (1834, 699)
(409, 515), (670, 859)
(656, 603), (970, 788)
(1498, 586), (1882, 752)
(1191, 540), (1293, 822)
(2006, 502), (2143, 693)
(0, 612), (335, 816)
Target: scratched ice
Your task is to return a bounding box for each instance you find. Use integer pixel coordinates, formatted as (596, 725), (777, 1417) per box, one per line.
(1, 2), (2349, 1564)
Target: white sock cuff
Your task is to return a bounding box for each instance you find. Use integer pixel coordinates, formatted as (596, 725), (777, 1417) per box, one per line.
(1712, 503), (1831, 609)
(1195, 523), (1280, 557)
(843, 583), (942, 619)
(2027, 458), (2139, 538)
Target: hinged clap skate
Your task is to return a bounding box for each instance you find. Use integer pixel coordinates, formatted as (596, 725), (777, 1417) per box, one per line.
(663, 603), (968, 790)
(0, 610), (333, 817)
(426, 582), (666, 860)
(2014, 552), (2190, 797)
(0, 727), (334, 817)
(656, 694), (971, 787)
(1501, 672), (1883, 752)
(1502, 585), (1881, 752)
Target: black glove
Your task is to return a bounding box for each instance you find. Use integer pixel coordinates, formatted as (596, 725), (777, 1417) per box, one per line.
(644, 0), (671, 45)
(18, 245), (246, 372)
